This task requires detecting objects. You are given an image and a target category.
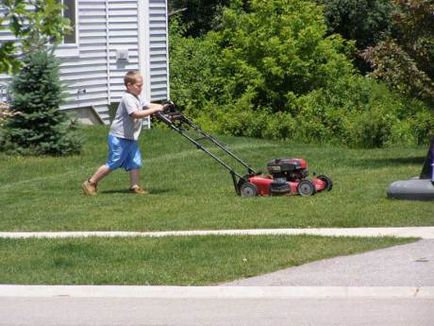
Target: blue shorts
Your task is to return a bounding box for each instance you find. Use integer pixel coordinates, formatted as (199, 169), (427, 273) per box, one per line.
(106, 134), (142, 171)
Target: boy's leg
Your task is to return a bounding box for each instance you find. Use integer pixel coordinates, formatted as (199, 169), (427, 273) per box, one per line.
(129, 168), (140, 188)
(90, 164), (112, 185)
(82, 165), (111, 195)
(129, 169), (148, 194)
(127, 140), (146, 194)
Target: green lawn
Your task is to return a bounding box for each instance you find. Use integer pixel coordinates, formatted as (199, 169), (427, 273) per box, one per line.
(0, 125), (428, 285)
(0, 126), (433, 231)
(0, 235), (413, 285)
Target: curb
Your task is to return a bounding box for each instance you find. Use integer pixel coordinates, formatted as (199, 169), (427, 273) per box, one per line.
(1, 285), (433, 299)
(1, 227), (434, 239)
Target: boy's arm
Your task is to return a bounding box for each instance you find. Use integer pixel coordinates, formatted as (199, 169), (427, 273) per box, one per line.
(130, 103), (163, 119)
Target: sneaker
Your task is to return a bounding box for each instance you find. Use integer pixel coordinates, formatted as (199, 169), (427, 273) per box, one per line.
(129, 185), (148, 194)
(82, 179), (97, 195)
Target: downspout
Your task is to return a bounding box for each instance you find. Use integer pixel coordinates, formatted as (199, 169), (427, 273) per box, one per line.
(165, 0), (170, 100)
(138, 0), (151, 102)
(137, 0), (151, 127)
(105, 0), (111, 106)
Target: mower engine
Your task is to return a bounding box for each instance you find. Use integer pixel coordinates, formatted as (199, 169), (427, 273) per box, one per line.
(267, 158), (308, 181)
(267, 158), (308, 195)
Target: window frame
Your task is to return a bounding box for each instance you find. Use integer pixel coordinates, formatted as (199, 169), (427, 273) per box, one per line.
(61, 0), (77, 45)
(55, 0), (79, 57)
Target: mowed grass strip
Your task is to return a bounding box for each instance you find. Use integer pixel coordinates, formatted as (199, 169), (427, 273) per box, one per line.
(0, 235), (414, 285)
(0, 126), (433, 231)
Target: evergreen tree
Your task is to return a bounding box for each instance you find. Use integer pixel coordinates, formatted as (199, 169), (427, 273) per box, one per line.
(0, 50), (82, 155)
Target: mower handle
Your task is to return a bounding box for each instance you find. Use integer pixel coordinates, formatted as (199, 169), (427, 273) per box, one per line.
(152, 100), (258, 190)
(161, 100), (176, 113)
(154, 101), (184, 125)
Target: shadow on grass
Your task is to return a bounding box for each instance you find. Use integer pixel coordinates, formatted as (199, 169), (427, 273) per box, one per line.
(101, 188), (173, 195)
(100, 189), (131, 194)
(353, 156), (425, 169)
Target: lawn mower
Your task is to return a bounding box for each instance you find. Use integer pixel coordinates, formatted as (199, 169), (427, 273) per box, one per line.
(155, 102), (333, 197)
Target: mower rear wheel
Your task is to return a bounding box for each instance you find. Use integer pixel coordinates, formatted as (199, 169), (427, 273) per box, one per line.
(297, 180), (316, 196)
(317, 175), (333, 191)
(240, 182), (257, 197)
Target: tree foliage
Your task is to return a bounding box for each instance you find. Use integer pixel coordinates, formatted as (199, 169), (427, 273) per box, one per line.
(170, 0), (433, 147)
(317, 0), (394, 49)
(213, 0), (355, 109)
(0, 0), (71, 74)
(361, 40), (434, 105)
(168, 0), (232, 37)
(361, 0), (434, 106)
(0, 50), (82, 155)
(169, 19), (222, 113)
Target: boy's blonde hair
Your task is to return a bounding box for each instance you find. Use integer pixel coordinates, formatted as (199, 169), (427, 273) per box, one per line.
(124, 70), (142, 86)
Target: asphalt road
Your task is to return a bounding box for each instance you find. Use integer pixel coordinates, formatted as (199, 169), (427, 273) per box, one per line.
(224, 239), (434, 286)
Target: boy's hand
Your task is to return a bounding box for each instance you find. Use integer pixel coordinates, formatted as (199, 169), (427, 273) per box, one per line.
(131, 103), (164, 119)
(162, 101), (176, 113)
(147, 103), (164, 113)
(155, 105), (164, 113)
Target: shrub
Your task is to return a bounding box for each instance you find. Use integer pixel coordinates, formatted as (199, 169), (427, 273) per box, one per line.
(0, 50), (82, 155)
(294, 75), (433, 147)
(169, 19), (225, 117)
(169, 0), (433, 147)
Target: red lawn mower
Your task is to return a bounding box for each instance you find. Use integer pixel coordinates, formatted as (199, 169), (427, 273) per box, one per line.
(155, 102), (333, 197)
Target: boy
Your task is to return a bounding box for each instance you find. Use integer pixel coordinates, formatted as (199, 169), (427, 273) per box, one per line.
(82, 70), (164, 195)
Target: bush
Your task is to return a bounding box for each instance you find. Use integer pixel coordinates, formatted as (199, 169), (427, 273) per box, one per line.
(169, 0), (433, 148)
(0, 50), (82, 155)
(293, 75), (433, 148)
(169, 19), (225, 117)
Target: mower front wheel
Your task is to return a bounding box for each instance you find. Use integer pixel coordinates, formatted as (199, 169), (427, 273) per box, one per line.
(297, 180), (316, 196)
(317, 175), (333, 191)
(240, 182), (257, 197)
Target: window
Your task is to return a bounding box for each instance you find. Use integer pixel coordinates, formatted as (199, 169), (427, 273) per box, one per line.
(61, 0), (77, 44)
(55, 0), (78, 57)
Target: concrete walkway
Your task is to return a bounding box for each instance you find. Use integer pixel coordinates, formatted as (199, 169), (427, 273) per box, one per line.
(1, 284), (433, 299)
(2, 291), (433, 326)
(1, 226), (434, 239)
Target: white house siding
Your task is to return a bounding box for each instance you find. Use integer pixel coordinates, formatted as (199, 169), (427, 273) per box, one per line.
(148, 0), (169, 102)
(0, 0), (169, 124)
(61, 0), (112, 122)
(0, 6), (13, 102)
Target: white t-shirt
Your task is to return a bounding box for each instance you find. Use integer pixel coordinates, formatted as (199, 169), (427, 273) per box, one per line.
(109, 92), (150, 140)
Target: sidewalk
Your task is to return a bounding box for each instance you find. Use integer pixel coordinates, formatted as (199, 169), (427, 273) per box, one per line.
(1, 283), (433, 299)
(1, 226), (434, 239)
